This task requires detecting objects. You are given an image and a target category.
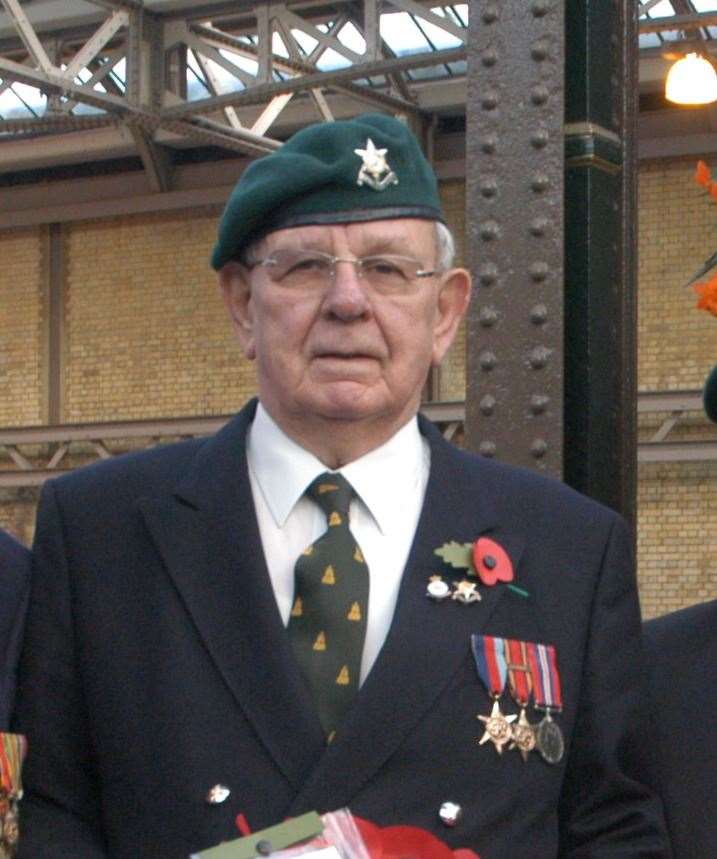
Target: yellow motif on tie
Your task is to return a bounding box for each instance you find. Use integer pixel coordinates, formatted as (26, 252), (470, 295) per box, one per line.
(354, 546), (364, 564)
(318, 483), (339, 494)
(327, 730), (336, 744)
(313, 631), (326, 651)
(336, 665), (350, 685)
(291, 597), (303, 617)
(322, 565), (336, 585)
(329, 511), (342, 527)
(302, 545), (314, 556)
(347, 602), (362, 622)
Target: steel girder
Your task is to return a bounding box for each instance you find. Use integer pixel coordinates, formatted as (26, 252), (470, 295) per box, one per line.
(0, 0), (468, 186)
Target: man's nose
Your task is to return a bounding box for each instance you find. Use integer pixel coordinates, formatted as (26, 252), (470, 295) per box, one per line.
(322, 259), (371, 320)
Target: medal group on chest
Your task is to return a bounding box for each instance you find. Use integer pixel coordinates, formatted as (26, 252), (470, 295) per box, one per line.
(471, 635), (564, 765)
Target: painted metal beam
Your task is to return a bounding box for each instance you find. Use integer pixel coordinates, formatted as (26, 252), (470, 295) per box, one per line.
(125, 121), (173, 191)
(0, 54), (129, 112)
(638, 11), (717, 32)
(0, 0), (55, 73)
(63, 9), (129, 80)
(83, 0), (146, 12)
(161, 46), (465, 117)
(188, 21), (420, 115)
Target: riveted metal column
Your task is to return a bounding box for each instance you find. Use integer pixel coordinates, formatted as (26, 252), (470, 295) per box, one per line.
(564, 1), (636, 523)
(466, 1), (564, 475)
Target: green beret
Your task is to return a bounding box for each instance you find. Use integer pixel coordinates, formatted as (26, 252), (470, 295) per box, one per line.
(704, 365), (717, 422)
(211, 113), (445, 270)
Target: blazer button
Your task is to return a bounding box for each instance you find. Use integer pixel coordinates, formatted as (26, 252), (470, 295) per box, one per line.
(439, 801), (462, 827)
(206, 784), (231, 804)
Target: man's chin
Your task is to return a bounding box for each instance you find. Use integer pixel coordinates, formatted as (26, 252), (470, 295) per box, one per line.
(301, 383), (390, 423)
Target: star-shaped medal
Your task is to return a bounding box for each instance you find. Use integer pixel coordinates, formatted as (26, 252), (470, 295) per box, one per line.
(509, 708), (537, 762)
(477, 700), (516, 754)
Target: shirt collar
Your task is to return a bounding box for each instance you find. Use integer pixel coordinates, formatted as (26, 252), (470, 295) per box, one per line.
(246, 402), (426, 535)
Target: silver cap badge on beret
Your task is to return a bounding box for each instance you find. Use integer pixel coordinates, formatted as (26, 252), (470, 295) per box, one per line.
(354, 138), (399, 191)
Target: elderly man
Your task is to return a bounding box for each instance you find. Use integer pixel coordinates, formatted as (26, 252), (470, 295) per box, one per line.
(15, 114), (668, 858)
(0, 528), (29, 729)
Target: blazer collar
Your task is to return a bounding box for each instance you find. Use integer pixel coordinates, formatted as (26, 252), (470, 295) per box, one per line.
(138, 399), (326, 792)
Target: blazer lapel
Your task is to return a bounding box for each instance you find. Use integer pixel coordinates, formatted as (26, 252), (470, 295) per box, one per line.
(138, 400), (325, 791)
(289, 420), (526, 814)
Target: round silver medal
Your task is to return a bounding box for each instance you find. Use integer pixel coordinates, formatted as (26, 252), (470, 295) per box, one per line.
(536, 716), (565, 765)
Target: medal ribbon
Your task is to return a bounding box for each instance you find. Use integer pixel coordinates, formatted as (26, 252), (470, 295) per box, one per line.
(0, 733), (26, 795)
(527, 642), (563, 711)
(471, 634), (508, 698)
(506, 638), (532, 706)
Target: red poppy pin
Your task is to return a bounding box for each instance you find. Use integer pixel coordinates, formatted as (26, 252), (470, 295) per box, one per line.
(433, 537), (527, 597)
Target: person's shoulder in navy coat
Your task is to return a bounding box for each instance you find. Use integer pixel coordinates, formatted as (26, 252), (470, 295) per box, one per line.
(0, 528), (30, 729)
(644, 598), (717, 858)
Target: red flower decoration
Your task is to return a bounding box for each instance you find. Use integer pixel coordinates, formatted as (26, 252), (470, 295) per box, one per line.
(694, 275), (717, 318)
(353, 817), (480, 859)
(696, 159), (712, 189)
(472, 537), (514, 586)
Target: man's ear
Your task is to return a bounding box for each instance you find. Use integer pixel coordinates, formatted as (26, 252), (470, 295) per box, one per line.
(218, 262), (256, 360)
(431, 267), (472, 367)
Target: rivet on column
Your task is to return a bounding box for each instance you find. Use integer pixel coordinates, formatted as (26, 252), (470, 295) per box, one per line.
(530, 129), (549, 149)
(529, 346), (551, 369)
(531, 173), (550, 193)
(530, 85), (549, 106)
(479, 441), (497, 458)
(480, 351), (497, 371)
(480, 221), (500, 241)
(530, 394), (550, 415)
(531, 439), (548, 458)
(480, 395), (496, 416)
(478, 264), (498, 286)
(530, 261), (549, 282)
(530, 304), (548, 325)
(479, 307), (499, 327)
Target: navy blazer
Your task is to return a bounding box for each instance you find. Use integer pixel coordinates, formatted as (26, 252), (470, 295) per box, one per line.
(0, 528), (30, 729)
(15, 401), (669, 858)
(644, 599), (717, 858)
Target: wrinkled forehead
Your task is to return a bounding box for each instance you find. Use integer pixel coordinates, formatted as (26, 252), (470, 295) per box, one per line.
(254, 217), (438, 256)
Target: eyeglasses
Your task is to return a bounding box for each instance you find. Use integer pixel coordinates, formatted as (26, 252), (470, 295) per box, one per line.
(245, 248), (436, 294)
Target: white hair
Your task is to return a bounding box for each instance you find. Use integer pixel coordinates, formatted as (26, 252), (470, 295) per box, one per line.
(434, 221), (456, 272)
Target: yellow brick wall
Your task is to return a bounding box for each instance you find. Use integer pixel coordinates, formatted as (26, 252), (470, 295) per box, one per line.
(0, 490), (38, 547)
(637, 462), (717, 619)
(63, 210), (256, 422)
(638, 159), (716, 391)
(637, 159), (717, 617)
(0, 227), (44, 427)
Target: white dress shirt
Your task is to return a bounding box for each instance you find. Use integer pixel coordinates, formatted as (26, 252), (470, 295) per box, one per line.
(246, 402), (430, 684)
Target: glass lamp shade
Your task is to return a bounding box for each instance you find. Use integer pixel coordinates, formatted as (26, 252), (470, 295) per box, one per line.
(665, 52), (717, 105)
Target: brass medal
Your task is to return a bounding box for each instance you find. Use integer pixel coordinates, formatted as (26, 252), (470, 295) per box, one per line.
(477, 699), (516, 755)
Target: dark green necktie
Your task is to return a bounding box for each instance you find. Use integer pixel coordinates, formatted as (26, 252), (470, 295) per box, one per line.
(288, 472), (369, 739)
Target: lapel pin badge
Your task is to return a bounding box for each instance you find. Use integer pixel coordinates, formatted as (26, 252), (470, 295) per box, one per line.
(430, 536), (527, 602)
(426, 575), (452, 601)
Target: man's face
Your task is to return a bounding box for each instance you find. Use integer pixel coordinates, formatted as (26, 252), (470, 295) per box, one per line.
(220, 217), (470, 443)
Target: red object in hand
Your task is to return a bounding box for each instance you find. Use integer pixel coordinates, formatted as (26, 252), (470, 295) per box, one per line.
(472, 537), (513, 586)
(353, 817), (480, 859)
